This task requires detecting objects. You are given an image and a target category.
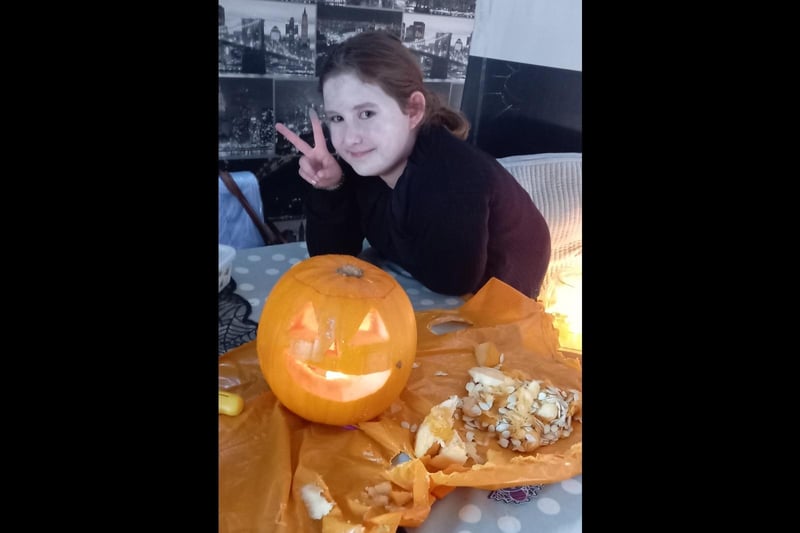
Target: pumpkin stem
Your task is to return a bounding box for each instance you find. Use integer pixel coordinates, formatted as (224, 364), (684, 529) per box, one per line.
(336, 264), (363, 278)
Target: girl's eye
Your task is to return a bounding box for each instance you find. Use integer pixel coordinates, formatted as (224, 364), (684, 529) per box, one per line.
(328, 115), (343, 123)
(359, 110), (375, 119)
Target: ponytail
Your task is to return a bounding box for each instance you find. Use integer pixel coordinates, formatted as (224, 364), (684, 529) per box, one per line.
(421, 88), (471, 140)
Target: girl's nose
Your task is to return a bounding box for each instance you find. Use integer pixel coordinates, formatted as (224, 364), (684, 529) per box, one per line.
(343, 124), (363, 146)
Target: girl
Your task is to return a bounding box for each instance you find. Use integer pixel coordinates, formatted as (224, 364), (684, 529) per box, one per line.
(275, 31), (551, 299)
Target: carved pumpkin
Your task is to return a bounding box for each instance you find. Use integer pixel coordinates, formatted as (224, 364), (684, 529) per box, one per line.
(256, 254), (417, 426)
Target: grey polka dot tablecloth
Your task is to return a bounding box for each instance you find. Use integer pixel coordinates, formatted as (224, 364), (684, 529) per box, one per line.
(227, 242), (465, 320)
(220, 242), (582, 533)
(406, 476), (581, 533)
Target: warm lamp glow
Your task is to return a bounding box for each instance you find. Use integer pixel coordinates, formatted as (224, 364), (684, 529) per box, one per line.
(543, 268), (582, 352)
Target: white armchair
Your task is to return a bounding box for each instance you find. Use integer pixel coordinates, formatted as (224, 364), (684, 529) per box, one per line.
(497, 153), (582, 351)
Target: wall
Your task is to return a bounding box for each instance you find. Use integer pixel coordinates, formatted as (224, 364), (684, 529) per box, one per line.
(461, 0), (582, 158)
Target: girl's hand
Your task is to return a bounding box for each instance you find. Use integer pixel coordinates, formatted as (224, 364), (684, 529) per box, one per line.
(275, 108), (343, 190)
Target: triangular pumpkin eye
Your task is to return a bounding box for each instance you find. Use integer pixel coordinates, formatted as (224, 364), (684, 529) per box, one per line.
(351, 308), (389, 345)
(288, 301), (318, 338)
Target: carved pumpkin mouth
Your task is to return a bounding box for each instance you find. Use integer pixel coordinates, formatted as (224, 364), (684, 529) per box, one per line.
(284, 355), (392, 403)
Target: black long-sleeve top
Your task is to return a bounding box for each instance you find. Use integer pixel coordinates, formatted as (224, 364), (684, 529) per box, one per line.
(304, 125), (551, 299)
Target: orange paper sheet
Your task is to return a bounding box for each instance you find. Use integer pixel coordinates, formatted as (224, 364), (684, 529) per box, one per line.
(219, 278), (582, 532)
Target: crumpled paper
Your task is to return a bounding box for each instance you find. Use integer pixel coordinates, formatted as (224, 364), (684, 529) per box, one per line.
(219, 278), (582, 532)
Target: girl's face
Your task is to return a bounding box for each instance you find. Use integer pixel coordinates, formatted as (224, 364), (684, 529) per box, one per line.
(323, 72), (418, 185)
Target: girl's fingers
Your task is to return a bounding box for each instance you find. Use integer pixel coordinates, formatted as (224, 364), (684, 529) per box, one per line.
(275, 123), (313, 156)
(321, 156), (343, 181)
(308, 109), (327, 150)
(297, 168), (317, 185)
(297, 156), (318, 177)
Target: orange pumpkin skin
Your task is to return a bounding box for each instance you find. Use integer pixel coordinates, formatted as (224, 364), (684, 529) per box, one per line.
(256, 254), (417, 426)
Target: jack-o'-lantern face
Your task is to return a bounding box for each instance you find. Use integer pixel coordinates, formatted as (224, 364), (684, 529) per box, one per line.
(284, 302), (392, 402)
(257, 255), (417, 426)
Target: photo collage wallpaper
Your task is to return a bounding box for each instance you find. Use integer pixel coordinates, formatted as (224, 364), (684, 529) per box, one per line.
(219, 0), (475, 159)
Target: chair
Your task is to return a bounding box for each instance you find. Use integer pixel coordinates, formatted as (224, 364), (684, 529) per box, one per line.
(218, 171), (268, 249)
(497, 153), (582, 315)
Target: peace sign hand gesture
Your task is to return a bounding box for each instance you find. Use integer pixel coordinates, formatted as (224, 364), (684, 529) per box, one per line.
(275, 108), (343, 190)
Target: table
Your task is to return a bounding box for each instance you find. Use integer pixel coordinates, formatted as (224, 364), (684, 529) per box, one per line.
(219, 242), (581, 533)
(228, 242), (465, 317)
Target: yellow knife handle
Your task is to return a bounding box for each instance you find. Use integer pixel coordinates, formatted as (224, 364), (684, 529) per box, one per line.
(219, 390), (244, 416)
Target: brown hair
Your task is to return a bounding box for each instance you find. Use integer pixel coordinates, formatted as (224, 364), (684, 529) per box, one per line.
(318, 30), (470, 140)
